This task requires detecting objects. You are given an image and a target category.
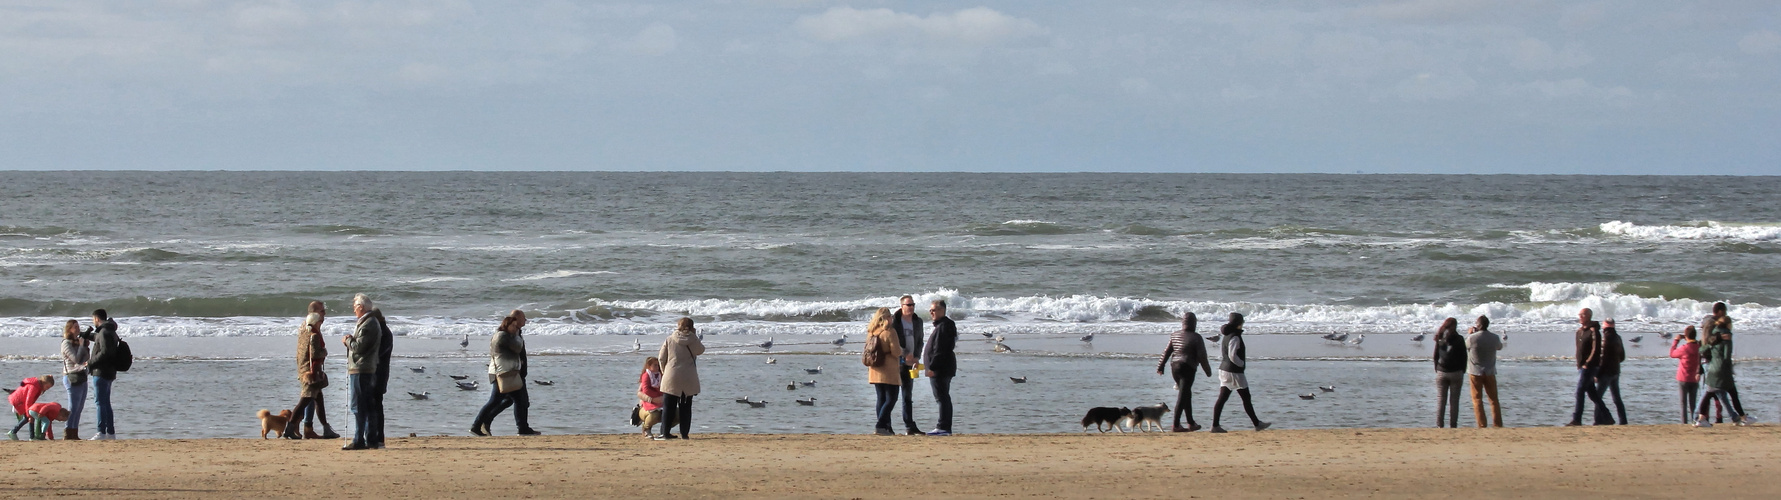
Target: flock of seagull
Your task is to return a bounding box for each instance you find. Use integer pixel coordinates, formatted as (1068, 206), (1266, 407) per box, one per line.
(396, 365), (555, 401)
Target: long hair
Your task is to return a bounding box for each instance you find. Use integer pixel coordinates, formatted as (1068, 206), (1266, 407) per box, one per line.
(1437, 318), (1459, 345)
(868, 307), (893, 336)
(675, 317), (695, 335)
(62, 320), (80, 339)
(642, 356), (660, 374)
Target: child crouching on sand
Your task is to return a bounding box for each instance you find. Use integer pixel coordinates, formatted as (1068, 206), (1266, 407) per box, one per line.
(637, 357), (664, 438)
(9, 402), (68, 440)
(8, 375), (55, 439)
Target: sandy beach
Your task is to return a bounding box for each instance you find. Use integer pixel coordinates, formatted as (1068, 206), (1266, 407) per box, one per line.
(2, 425), (1776, 499)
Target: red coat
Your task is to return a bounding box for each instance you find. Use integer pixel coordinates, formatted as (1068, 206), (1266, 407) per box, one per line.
(8, 378), (49, 415)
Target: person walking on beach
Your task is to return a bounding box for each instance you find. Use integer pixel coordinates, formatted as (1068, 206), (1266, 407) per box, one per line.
(1156, 313), (1211, 432)
(1465, 316), (1505, 428)
(1670, 326), (1702, 424)
(656, 318), (705, 440)
(58, 320), (89, 440)
(1210, 313), (1269, 433)
(1566, 308), (1611, 426)
(637, 357), (664, 438)
(342, 294), (382, 450)
(1432, 318), (1467, 428)
(865, 307), (904, 436)
(284, 302), (340, 440)
(1695, 319), (1740, 428)
(472, 310), (539, 436)
(1596, 319), (1628, 425)
(920, 300), (958, 436)
(82, 309), (120, 440)
(890, 295), (925, 435)
(1702, 302), (1748, 423)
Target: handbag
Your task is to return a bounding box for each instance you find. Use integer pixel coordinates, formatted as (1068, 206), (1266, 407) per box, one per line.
(311, 370), (330, 389)
(496, 370), (523, 393)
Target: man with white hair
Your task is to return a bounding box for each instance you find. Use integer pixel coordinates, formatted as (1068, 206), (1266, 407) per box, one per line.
(341, 294), (382, 450)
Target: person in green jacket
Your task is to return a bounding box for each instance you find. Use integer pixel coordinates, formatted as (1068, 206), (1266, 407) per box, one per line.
(1693, 318), (1742, 427)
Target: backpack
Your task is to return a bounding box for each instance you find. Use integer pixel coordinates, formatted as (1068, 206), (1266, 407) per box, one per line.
(862, 334), (883, 367)
(111, 340), (134, 372)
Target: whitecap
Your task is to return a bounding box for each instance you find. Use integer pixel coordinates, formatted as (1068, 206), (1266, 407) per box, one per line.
(504, 270), (617, 282)
(1601, 221), (1781, 241)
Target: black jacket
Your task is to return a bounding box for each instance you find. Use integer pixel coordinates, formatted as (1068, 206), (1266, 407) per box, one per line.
(926, 317), (959, 378)
(83, 320), (121, 381)
(1434, 330), (1468, 372)
(1597, 327), (1626, 376)
(891, 309), (923, 367)
(1218, 324), (1246, 374)
(374, 310), (394, 396)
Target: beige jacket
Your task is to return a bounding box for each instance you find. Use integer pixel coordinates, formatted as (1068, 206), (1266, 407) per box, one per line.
(657, 330), (705, 397)
(866, 324), (904, 385)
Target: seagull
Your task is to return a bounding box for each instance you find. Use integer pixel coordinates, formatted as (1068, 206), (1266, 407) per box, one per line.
(533, 380), (554, 386)
(1628, 335), (1643, 344)
(800, 380), (817, 387)
(766, 358), (777, 364)
(980, 331), (995, 339)
(746, 400), (768, 408)
(735, 396), (753, 404)
(786, 383), (797, 391)
(1319, 385), (1336, 392)
(795, 398), (816, 406)
(1299, 393), (1317, 400)
(1658, 331), (1674, 340)
(448, 374), (470, 380)
(993, 334), (1006, 342)
(1204, 335), (1220, 343)
(1079, 333), (1094, 343)
(455, 381), (479, 391)
(1410, 333), (1427, 342)
(407, 391), (430, 400)
(804, 366), (823, 375)
(631, 339), (642, 352)
(994, 342), (1015, 353)
(459, 334), (470, 349)
(1345, 334), (1365, 346)
(759, 337), (774, 349)
(1321, 333), (1340, 341)
(831, 336), (847, 347)
(1010, 376), (1027, 383)
(409, 366), (425, 373)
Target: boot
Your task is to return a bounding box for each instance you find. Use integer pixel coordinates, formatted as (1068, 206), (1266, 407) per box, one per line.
(64, 427), (79, 440)
(303, 424), (322, 440)
(319, 423), (340, 440)
(281, 417), (303, 439)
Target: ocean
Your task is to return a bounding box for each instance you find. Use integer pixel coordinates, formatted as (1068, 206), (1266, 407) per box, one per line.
(0, 172), (1776, 438)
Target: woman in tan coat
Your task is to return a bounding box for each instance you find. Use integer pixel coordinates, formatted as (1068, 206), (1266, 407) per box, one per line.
(864, 308), (904, 435)
(655, 318), (705, 440)
(284, 301), (339, 439)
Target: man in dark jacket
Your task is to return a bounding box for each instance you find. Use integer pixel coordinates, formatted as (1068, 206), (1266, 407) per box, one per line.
(371, 307), (394, 448)
(1567, 308), (1612, 426)
(1595, 319), (1628, 425)
(890, 295), (925, 435)
(82, 309), (120, 440)
(920, 300), (958, 436)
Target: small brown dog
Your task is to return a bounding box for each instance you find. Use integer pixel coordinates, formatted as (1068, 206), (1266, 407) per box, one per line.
(257, 409), (293, 439)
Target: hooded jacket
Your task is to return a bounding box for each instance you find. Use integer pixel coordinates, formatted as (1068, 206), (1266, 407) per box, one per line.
(657, 329), (705, 397)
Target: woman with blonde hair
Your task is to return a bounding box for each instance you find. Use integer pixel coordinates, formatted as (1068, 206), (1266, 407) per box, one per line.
(864, 307), (904, 436)
(285, 301), (340, 439)
(59, 320), (89, 440)
(656, 318), (705, 440)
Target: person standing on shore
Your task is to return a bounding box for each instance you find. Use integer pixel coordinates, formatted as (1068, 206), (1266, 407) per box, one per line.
(284, 301), (340, 440)
(472, 311), (538, 436)
(1596, 319), (1628, 425)
(341, 294), (382, 450)
(1432, 318), (1467, 428)
(1566, 308), (1611, 426)
(83, 309), (120, 440)
(1156, 313), (1211, 432)
(370, 306), (393, 448)
(656, 318), (705, 440)
(58, 320), (89, 440)
(890, 295), (925, 435)
(920, 300), (958, 436)
(1695, 320), (1739, 428)
(1210, 313), (1269, 433)
(865, 308), (904, 436)
(1702, 302), (1748, 423)
(1465, 316), (1505, 428)
(1670, 326), (1702, 424)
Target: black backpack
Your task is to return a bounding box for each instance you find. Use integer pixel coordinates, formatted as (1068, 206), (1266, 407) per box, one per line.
(111, 340), (133, 372)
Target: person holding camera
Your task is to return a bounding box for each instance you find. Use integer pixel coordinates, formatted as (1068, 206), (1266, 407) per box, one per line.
(59, 320), (89, 440)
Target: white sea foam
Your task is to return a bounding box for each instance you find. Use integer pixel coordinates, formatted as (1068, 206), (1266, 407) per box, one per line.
(504, 270), (617, 281)
(1601, 221), (1781, 241)
(399, 277), (474, 284)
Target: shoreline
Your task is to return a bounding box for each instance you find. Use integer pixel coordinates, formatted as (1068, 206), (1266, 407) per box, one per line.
(4, 426), (1778, 498)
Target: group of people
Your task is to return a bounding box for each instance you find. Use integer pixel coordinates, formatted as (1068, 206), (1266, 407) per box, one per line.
(1154, 312), (1272, 433)
(1430, 315), (1508, 428)
(862, 296), (960, 436)
(1669, 302), (1749, 427)
(10, 310), (121, 441)
(272, 295), (394, 450)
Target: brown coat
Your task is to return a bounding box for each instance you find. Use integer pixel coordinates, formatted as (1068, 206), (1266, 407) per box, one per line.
(657, 330), (705, 397)
(866, 324), (904, 385)
(295, 315), (328, 397)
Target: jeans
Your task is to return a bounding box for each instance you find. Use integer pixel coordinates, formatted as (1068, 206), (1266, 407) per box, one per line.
(474, 386), (531, 433)
(1698, 387), (1736, 420)
(1679, 381), (1700, 424)
(1435, 371), (1464, 428)
(349, 374), (378, 447)
(1595, 372), (1627, 425)
(64, 381), (87, 432)
(929, 375), (953, 433)
(873, 383), (899, 431)
(898, 366), (920, 432)
(660, 393), (693, 438)
(1569, 368), (1610, 425)
(92, 377), (115, 436)
(1468, 374), (1502, 427)
(1171, 369), (1198, 428)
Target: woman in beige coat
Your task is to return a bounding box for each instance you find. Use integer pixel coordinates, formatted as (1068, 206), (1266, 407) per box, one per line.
(655, 318), (705, 440)
(864, 308), (904, 435)
(284, 301), (339, 439)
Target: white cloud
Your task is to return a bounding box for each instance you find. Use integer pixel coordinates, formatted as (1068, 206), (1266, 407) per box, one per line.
(793, 6), (1045, 45)
(1739, 30), (1781, 55)
(630, 22), (678, 56)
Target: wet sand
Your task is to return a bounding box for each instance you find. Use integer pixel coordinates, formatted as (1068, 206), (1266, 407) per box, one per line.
(2, 426), (1777, 499)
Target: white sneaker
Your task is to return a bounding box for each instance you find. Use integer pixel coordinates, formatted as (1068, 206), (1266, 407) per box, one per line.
(1694, 418), (1712, 428)
(88, 433), (103, 440)
(101, 434), (117, 440)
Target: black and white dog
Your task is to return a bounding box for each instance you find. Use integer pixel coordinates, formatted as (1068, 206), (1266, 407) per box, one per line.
(1081, 407), (1133, 433)
(1123, 403), (1170, 432)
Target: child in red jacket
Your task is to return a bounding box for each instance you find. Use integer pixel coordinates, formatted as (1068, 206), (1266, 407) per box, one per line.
(11, 402), (68, 440)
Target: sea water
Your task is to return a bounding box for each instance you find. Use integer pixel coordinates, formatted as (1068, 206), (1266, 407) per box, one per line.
(0, 172), (1777, 438)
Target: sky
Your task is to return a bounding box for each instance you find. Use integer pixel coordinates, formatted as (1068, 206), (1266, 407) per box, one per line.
(0, 0), (1777, 174)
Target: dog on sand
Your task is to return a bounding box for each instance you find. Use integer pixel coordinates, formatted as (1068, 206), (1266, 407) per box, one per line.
(257, 409), (293, 439)
(1123, 403), (1170, 432)
(1080, 407), (1133, 433)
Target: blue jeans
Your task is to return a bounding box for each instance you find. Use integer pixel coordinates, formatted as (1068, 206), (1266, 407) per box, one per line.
(93, 377), (115, 435)
(930, 376), (953, 433)
(64, 381), (87, 432)
(873, 383), (899, 431)
(349, 374), (378, 446)
(474, 385), (531, 433)
(1570, 368), (1610, 425)
(1595, 372), (1627, 425)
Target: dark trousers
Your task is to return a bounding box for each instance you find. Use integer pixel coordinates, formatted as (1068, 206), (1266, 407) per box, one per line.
(474, 386), (531, 433)
(929, 375), (953, 433)
(873, 383), (899, 431)
(1436, 371), (1464, 428)
(1171, 369), (1197, 428)
(349, 374), (377, 447)
(1570, 368), (1611, 425)
(898, 366), (920, 432)
(1679, 382), (1700, 424)
(1698, 387), (1736, 419)
(660, 393), (692, 438)
(1212, 387), (1260, 428)
(372, 372), (388, 447)
(1595, 372), (1627, 425)
(1728, 387), (1746, 417)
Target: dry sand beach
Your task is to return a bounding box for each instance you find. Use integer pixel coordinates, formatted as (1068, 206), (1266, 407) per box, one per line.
(2, 426), (1777, 499)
